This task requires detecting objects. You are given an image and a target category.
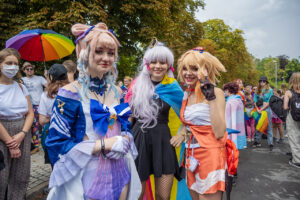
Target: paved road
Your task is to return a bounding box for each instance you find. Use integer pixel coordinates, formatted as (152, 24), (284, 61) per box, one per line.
(26, 147), (51, 200)
(231, 139), (300, 200)
(27, 138), (300, 200)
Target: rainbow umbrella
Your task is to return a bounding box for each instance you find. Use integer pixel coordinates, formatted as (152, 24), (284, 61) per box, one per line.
(6, 29), (75, 68)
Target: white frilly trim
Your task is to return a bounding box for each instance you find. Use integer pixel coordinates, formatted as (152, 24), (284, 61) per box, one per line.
(48, 152), (142, 200)
(190, 169), (225, 194)
(49, 140), (95, 188)
(125, 153), (142, 199)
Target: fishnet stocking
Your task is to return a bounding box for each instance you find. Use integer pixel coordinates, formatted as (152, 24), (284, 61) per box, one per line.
(154, 174), (174, 200)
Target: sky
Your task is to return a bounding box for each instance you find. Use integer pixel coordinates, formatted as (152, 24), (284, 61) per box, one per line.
(196, 0), (300, 59)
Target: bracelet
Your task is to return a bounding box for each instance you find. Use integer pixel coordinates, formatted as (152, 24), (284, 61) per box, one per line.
(21, 130), (28, 135)
(101, 138), (107, 158)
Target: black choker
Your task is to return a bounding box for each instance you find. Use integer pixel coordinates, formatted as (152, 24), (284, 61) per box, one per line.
(89, 77), (107, 96)
(151, 80), (161, 86)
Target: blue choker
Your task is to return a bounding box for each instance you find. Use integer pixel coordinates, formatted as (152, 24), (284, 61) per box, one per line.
(89, 77), (107, 96)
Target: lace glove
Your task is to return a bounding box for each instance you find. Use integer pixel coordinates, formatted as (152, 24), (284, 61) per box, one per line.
(121, 131), (138, 160)
(199, 76), (216, 101)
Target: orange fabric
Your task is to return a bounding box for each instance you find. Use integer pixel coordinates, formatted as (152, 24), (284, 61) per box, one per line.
(226, 139), (239, 176)
(186, 147), (226, 194)
(181, 98), (227, 194)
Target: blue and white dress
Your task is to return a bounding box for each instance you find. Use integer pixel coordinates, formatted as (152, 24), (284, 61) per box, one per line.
(46, 88), (141, 200)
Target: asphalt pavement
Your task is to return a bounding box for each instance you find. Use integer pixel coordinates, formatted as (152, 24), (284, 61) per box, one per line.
(231, 138), (300, 200)
(27, 137), (300, 200)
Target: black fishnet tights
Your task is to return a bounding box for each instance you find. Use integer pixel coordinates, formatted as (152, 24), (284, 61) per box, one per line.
(154, 174), (174, 200)
(138, 174), (174, 200)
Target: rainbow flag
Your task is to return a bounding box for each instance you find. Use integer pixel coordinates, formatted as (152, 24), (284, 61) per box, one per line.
(251, 108), (269, 134)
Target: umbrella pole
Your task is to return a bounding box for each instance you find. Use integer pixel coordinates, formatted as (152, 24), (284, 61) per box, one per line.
(40, 36), (47, 70)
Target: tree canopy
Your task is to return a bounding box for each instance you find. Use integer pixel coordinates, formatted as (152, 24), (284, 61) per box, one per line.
(0, 0), (205, 78)
(198, 19), (258, 86)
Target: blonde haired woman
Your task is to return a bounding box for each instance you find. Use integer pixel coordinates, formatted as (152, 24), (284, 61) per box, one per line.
(283, 72), (300, 168)
(177, 47), (227, 200)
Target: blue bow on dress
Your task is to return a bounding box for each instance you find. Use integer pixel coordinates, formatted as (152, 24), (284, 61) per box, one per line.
(90, 99), (132, 137)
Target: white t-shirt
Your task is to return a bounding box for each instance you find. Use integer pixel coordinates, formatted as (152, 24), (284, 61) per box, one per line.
(38, 92), (55, 117)
(22, 75), (47, 105)
(0, 81), (29, 120)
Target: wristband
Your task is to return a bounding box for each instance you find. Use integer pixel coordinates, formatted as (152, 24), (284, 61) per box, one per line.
(101, 138), (107, 158)
(21, 130), (28, 135)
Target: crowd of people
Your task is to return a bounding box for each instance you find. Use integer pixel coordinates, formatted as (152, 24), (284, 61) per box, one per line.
(0, 21), (299, 200)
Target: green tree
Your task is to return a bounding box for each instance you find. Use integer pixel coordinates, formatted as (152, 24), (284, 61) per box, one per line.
(0, 0), (205, 79)
(199, 19), (257, 86)
(284, 57), (300, 82)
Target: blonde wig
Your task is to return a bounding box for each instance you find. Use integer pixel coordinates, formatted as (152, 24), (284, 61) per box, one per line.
(177, 48), (226, 102)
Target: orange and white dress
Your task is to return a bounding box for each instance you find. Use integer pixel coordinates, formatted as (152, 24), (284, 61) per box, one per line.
(180, 93), (227, 194)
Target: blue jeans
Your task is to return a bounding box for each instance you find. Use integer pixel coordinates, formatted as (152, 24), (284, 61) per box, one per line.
(255, 107), (273, 145)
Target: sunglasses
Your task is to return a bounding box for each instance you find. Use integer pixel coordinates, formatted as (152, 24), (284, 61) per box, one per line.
(25, 68), (34, 71)
(259, 80), (267, 83)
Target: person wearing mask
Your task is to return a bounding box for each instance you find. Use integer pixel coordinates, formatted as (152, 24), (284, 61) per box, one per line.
(283, 72), (300, 168)
(253, 76), (274, 151)
(38, 64), (69, 165)
(0, 48), (34, 200)
(62, 59), (78, 82)
(22, 61), (47, 153)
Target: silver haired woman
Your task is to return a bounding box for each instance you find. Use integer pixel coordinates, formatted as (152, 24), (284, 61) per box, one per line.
(126, 39), (184, 200)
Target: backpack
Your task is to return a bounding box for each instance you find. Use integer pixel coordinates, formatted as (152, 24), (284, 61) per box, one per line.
(290, 90), (300, 121)
(269, 95), (287, 122)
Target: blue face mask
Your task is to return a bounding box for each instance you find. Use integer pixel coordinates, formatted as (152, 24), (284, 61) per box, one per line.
(2, 65), (19, 79)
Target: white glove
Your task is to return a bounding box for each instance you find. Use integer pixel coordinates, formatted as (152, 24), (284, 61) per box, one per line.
(121, 131), (138, 160)
(110, 136), (130, 154)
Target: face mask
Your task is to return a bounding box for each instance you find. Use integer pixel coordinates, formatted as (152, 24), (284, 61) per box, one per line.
(1, 65), (19, 79)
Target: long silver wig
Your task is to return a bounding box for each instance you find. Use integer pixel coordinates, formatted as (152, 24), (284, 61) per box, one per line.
(130, 42), (174, 129)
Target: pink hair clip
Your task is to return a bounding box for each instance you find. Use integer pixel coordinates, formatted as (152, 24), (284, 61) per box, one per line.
(144, 58), (150, 71)
(170, 65), (175, 72)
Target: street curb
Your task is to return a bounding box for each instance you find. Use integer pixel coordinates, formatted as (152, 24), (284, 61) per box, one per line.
(26, 182), (48, 200)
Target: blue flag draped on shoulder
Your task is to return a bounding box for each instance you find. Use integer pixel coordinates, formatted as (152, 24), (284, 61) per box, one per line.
(155, 75), (183, 117)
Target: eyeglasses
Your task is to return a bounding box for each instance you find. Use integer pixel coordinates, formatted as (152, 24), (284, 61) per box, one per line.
(25, 68), (34, 71)
(259, 80), (266, 83)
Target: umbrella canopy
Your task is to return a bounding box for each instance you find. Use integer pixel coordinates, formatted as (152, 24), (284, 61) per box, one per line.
(6, 29), (75, 62)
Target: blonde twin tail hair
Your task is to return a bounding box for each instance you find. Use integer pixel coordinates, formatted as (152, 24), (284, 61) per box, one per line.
(177, 49), (226, 102)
